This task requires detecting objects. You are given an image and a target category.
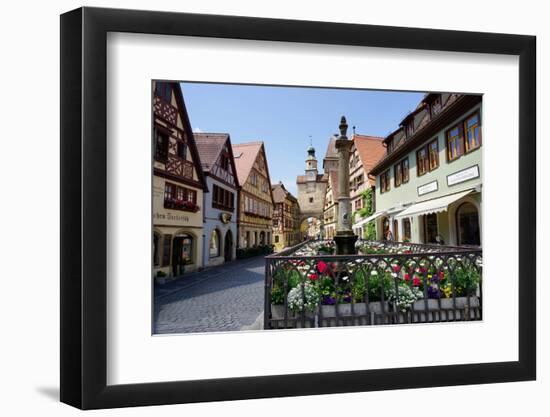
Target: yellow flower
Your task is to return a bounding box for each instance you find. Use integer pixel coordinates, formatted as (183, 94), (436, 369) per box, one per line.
(441, 285), (452, 298)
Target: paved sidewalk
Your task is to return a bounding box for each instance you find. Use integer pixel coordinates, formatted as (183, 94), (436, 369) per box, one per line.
(154, 256), (266, 334)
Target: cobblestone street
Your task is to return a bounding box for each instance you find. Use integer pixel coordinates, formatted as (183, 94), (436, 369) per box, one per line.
(154, 256), (266, 334)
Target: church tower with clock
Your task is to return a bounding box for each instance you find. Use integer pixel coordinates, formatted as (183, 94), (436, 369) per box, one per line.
(296, 143), (328, 237)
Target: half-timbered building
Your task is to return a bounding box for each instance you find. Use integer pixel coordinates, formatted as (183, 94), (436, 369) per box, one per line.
(232, 142), (275, 249)
(152, 81), (208, 278)
(195, 133), (239, 267)
(272, 182), (301, 252)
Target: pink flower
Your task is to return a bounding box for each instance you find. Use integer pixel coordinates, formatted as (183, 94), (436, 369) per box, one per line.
(317, 261), (328, 274)
(404, 273), (411, 282)
(419, 267), (428, 274)
(413, 276), (421, 286)
(392, 265), (401, 273)
(309, 273), (319, 281)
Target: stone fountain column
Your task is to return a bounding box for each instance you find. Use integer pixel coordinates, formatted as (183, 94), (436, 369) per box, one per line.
(333, 116), (358, 255)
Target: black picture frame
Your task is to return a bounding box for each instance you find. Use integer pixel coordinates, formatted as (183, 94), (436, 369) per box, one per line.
(60, 6), (536, 410)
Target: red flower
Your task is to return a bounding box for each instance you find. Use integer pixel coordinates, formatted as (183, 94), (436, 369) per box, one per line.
(392, 265), (401, 273)
(412, 276), (421, 286)
(309, 273), (319, 281)
(419, 267), (428, 274)
(317, 261), (328, 274)
(404, 273), (411, 282)
(439, 271), (445, 279)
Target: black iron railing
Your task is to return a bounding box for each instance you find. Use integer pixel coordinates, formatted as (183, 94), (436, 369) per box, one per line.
(264, 239), (482, 329)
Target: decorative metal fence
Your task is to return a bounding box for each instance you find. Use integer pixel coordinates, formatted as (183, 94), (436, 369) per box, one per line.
(264, 240), (482, 329)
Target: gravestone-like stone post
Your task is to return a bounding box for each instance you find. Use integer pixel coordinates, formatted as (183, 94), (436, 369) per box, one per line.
(334, 116), (358, 255)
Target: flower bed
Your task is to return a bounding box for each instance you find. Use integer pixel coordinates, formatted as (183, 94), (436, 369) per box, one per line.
(265, 240), (482, 329)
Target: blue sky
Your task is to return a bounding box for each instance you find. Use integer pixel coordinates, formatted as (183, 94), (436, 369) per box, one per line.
(181, 82), (424, 195)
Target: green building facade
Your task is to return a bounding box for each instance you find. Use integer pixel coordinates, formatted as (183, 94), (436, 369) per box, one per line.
(369, 93), (482, 247)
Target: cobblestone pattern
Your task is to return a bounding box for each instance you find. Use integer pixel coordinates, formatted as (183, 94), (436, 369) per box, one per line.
(154, 256), (265, 334)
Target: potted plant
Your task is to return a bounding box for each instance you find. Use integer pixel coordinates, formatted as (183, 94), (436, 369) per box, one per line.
(155, 270), (168, 285)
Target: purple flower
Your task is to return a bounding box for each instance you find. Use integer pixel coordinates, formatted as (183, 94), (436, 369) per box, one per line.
(427, 285), (441, 299)
(322, 295), (336, 305)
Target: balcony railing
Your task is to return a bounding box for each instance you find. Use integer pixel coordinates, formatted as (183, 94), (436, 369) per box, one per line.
(264, 239), (482, 329)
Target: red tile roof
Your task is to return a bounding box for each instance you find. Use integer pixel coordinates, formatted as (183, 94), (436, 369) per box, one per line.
(353, 134), (386, 184)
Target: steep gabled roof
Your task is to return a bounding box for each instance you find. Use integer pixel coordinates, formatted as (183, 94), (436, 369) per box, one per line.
(324, 136), (338, 160)
(194, 133), (229, 171)
(171, 83), (209, 191)
(195, 132), (240, 188)
(232, 141), (275, 205)
(353, 134), (386, 182)
(231, 142), (263, 185)
(272, 182), (298, 204)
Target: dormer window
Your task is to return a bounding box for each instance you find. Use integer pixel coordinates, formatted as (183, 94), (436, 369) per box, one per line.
(431, 96), (442, 116)
(387, 138), (394, 154)
(155, 82), (172, 102)
(406, 122), (414, 138)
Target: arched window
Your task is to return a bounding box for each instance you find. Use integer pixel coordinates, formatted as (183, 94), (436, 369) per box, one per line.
(210, 229), (220, 257)
(456, 202), (480, 246)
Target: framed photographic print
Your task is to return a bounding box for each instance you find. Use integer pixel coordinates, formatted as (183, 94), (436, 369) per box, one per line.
(60, 6), (536, 410)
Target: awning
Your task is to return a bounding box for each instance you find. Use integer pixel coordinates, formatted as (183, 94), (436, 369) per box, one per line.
(396, 189), (473, 218)
(353, 211), (386, 228)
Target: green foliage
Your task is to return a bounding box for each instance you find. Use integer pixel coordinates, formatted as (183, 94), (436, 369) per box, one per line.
(156, 270), (167, 278)
(236, 244), (274, 259)
(319, 276), (335, 297)
(271, 286), (285, 305)
(317, 244), (334, 255)
(273, 267), (302, 289)
(352, 269), (392, 302)
(354, 188), (377, 240)
(454, 266), (480, 296)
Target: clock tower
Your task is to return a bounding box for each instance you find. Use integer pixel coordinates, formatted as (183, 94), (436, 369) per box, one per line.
(305, 144), (318, 182)
(296, 143), (328, 239)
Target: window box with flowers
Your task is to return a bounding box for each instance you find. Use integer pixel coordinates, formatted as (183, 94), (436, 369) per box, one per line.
(164, 197), (200, 213)
(164, 183), (200, 212)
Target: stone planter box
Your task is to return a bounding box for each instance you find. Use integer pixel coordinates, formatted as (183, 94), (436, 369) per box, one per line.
(270, 305), (316, 328)
(155, 276), (167, 285)
(440, 296), (480, 310)
(411, 296), (480, 322)
(321, 302), (390, 326)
